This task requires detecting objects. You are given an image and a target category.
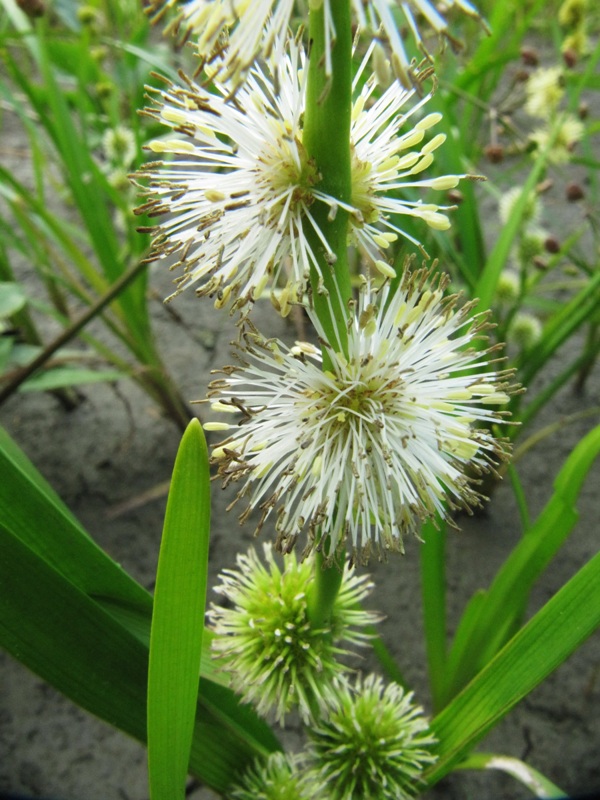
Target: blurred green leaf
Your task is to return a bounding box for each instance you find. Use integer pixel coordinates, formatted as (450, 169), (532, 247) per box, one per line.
(18, 366), (123, 391)
(0, 282), (26, 317)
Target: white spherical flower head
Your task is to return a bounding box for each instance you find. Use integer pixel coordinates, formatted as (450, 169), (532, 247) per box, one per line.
(135, 41), (464, 308)
(135, 41), (331, 307)
(349, 59), (467, 265)
(146, 1), (485, 87)
(145, 0), (296, 87)
(206, 268), (514, 561)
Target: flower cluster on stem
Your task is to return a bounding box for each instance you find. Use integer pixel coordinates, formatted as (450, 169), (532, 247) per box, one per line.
(137, 0), (508, 796)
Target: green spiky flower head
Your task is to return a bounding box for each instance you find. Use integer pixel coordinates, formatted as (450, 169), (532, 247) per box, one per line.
(227, 752), (312, 800)
(306, 674), (437, 800)
(208, 544), (379, 723)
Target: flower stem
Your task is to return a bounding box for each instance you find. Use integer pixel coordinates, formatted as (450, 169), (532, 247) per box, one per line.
(307, 546), (345, 632)
(303, 1), (353, 626)
(303, 0), (353, 358)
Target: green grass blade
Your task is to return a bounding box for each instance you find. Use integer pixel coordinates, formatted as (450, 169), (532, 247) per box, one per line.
(443, 424), (600, 701)
(425, 548), (600, 785)
(455, 753), (566, 798)
(0, 424), (150, 609)
(0, 521), (278, 792)
(0, 522), (150, 741)
(473, 150), (550, 316)
(147, 420), (211, 800)
(517, 270), (600, 391)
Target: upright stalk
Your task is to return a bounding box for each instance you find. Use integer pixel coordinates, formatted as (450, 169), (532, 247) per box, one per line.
(303, 0), (353, 629)
(302, 0), (353, 357)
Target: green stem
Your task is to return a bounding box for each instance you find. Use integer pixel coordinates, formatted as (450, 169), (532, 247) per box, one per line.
(302, 0), (353, 357)
(303, 0), (354, 629)
(307, 547), (345, 631)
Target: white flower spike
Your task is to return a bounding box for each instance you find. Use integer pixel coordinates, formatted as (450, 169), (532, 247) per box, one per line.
(206, 267), (515, 562)
(135, 41), (463, 308)
(146, 1), (485, 86)
(135, 41), (330, 308)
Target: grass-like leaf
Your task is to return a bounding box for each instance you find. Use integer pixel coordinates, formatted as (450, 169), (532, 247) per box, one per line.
(426, 547), (600, 784)
(441, 423), (600, 703)
(147, 420), (211, 800)
(0, 424), (280, 792)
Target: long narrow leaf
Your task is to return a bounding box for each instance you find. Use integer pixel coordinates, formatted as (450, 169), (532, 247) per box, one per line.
(425, 548), (600, 784)
(455, 753), (566, 798)
(442, 423), (600, 702)
(148, 420), (211, 800)
(0, 522), (279, 792)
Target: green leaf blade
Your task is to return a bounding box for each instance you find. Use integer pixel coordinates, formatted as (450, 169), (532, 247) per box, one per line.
(147, 419), (211, 800)
(426, 549), (600, 785)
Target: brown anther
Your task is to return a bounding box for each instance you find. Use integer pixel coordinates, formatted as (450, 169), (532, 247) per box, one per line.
(447, 189), (464, 205)
(520, 47), (539, 66)
(533, 256), (548, 270)
(544, 235), (561, 254)
(514, 69), (530, 83)
(484, 144), (504, 163)
(562, 48), (577, 69)
(578, 102), (589, 120)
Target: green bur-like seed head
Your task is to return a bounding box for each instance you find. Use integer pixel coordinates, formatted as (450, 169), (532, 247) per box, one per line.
(227, 753), (311, 800)
(306, 674), (437, 800)
(208, 544), (379, 723)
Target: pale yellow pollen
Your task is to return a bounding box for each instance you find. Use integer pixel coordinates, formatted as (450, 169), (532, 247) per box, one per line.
(394, 302), (408, 326)
(252, 462), (274, 479)
(430, 175), (460, 190)
(430, 400), (454, 412)
(211, 401), (238, 413)
(409, 153), (435, 174)
(422, 211), (451, 230)
(397, 130), (425, 151)
(147, 139), (196, 154)
(393, 153), (419, 172)
(252, 274), (269, 301)
(161, 107), (189, 125)
(364, 318), (377, 337)
(415, 112), (443, 131)
(352, 95), (366, 121)
(373, 234), (392, 249)
(205, 189), (226, 202)
(375, 260), (397, 279)
(377, 155), (400, 173)
(422, 133), (447, 154)
(445, 389), (473, 401)
(470, 383), (495, 394)
(204, 422), (232, 431)
(214, 285), (232, 309)
(443, 438), (479, 459)
(481, 392), (510, 405)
